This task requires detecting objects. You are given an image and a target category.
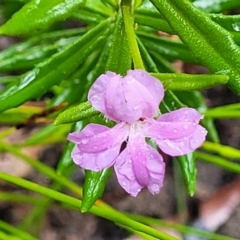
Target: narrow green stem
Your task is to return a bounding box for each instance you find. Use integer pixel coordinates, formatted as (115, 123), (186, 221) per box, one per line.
(0, 141), (82, 196)
(173, 160), (187, 225)
(121, 0), (145, 69)
(0, 219), (37, 240)
(204, 109), (240, 118)
(206, 102), (240, 111)
(202, 141), (240, 159)
(0, 231), (21, 240)
(0, 192), (41, 204)
(0, 172), (178, 240)
(18, 182), (62, 235)
(124, 213), (237, 240)
(0, 140), (120, 214)
(196, 151), (240, 174)
(0, 127), (15, 139)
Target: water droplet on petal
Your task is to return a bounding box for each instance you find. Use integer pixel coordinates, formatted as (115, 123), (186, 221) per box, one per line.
(81, 138), (89, 144)
(184, 118), (189, 122)
(190, 137), (199, 149)
(90, 95), (99, 102)
(137, 188), (141, 193)
(173, 129), (177, 133)
(129, 159), (132, 163)
(128, 77), (135, 83)
(122, 181), (126, 186)
(201, 129), (206, 134)
(192, 122), (197, 126)
(183, 124), (189, 129)
(93, 146), (98, 150)
(133, 106), (139, 111)
(150, 184), (159, 192)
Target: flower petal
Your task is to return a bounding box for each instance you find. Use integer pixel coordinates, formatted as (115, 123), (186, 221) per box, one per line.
(114, 136), (165, 196)
(88, 71), (120, 114)
(145, 108), (203, 140)
(68, 123), (128, 153)
(105, 74), (159, 123)
(158, 107), (203, 123)
(127, 69), (164, 105)
(72, 144), (120, 171)
(114, 150), (143, 197)
(155, 126), (207, 156)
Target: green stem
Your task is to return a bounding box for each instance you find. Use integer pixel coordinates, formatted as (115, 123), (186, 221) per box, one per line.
(0, 140), (120, 213)
(0, 141), (82, 196)
(0, 192), (41, 204)
(0, 172), (178, 240)
(202, 141), (240, 159)
(121, 0), (144, 69)
(0, 219), (37, 240)
(196, 151), (240, 174)
(204, 109), (240, 118)
(0, 231), (21, 240)
(18, 182), (61, 235)
(206, 102), (240, 111)
(124, 213), (237, 240)
(173, 160), (187, 225)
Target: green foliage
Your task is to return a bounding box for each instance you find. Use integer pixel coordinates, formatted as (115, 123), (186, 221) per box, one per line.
(1, 0), (240, 239)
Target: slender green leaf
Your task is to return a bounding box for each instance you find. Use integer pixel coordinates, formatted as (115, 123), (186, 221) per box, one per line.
(122, 0), (144, 69)
(150, 0), (240, 95)
(0, 0), (86, 35)
(72, 9), (105, 24)
(149, 50), (175, 73)
(138, 32), (196, 63)
(106, 10), (132, 75)
(84, 0), (113, 17)
(49, 50), (102, 107)
(210, 14), (240, 32)
(152, 73), (228, 91)
(175, 153), (197, 196)
(193, 0), (240, 13)
(0, 44), (57, 72)
(0, 28), (87, 61)
(23, 123), (71, 146)
(0, 20), (111, 113)
(0, 105), (42, 124)
(135, 14), (174, 33)
(54, 102), (99, 125)
(135, 9), (240, 39)
(81, 168), (113, 212)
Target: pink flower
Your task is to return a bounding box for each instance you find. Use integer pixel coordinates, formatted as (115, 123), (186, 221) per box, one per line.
(68, 70), (207, 197)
